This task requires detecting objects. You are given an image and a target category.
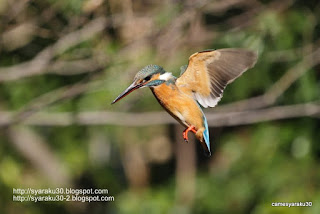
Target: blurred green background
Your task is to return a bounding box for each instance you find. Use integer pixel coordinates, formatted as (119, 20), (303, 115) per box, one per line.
(0, 0), (320, 213)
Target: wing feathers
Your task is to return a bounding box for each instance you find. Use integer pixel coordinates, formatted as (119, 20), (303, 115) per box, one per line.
(176, 48), (258, 108)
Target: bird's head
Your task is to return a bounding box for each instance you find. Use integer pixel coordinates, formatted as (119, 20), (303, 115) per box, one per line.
(111, 65), (173, 104)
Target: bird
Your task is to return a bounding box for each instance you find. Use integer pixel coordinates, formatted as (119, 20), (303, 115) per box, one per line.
(111, 49), (258, 156)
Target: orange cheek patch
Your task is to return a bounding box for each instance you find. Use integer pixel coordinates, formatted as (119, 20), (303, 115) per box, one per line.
(150, 73), (160, 81)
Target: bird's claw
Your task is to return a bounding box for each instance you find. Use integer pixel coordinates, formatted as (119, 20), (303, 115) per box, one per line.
(183, 137), (189, 143)
(183, 130), (189, 143)
(182, 125), (196, 143)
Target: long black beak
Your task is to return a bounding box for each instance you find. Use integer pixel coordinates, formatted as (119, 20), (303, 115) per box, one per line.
(111, 82), (144, 104)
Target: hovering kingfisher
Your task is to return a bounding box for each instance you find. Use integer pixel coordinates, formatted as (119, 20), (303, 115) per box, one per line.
(112, 49), (258, 156)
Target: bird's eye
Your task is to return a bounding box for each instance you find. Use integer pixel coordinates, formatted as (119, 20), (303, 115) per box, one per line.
(144, 76), (151, 82)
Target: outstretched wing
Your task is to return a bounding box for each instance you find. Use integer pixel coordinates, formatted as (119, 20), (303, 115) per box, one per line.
(176, 49), (258, 108)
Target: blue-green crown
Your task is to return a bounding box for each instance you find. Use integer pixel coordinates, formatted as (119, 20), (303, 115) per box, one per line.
(134, 65), (165, 81)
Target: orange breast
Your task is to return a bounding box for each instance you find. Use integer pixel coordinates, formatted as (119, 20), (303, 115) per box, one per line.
(151, 83), (204, 130)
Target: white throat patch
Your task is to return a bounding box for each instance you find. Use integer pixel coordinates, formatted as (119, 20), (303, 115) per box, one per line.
(159, 72), (173, 81)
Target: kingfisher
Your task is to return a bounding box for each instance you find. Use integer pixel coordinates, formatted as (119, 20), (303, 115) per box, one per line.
(111, 49), (258, 156)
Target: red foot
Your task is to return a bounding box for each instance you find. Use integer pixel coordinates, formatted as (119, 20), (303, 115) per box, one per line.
(182, 125), (197, 143)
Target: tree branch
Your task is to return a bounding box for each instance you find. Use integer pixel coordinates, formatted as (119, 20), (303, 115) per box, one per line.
(0, 17), (107, 82)
(47, 57), (107, 75)
(8, 126), (71, 185)
(0, 103), (318, 127)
